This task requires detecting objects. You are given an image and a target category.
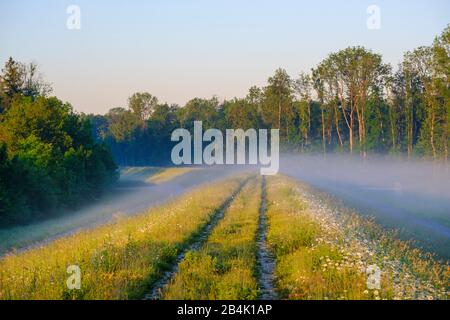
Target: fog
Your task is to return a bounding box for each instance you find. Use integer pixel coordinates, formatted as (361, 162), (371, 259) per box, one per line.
(0, 166), (249, 255)
(280, 154), (450, 260)
(2, 155), (449, 261)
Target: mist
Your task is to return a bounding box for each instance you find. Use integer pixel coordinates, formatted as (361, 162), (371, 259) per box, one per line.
(279, 154), (450, 260)
(2, 154), (449, 261)
(0, 166), (250, 255)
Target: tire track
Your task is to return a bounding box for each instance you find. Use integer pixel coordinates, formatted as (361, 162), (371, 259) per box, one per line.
(144, 177), (251, 300)
(256, 176), (278, 300)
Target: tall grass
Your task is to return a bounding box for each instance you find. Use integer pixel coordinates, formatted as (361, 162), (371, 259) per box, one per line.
(162, 177), (262, 300)
(265, 176), (449, 300)
(0, 175), (244, 300)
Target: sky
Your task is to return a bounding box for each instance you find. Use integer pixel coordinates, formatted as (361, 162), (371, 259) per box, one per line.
(0, 0), (449, 114)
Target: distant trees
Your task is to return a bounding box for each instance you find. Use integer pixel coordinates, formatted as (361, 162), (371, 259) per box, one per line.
(91, 26), (448, 167)
(0, 58), (117, 226)
(2, 27), (445, 196)
(95, 27), (448, 166)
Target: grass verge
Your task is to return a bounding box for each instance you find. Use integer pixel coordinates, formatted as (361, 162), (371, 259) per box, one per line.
(0, 175), (244, 299)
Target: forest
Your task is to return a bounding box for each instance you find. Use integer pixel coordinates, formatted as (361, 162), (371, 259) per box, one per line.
(87, 26), (449, 166)
(0, 25), (448, 226)
(0, 59), (118, 226)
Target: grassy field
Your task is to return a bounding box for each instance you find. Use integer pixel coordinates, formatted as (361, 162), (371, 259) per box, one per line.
(265, 176), (449, 300)
(0, 166), (198, 255)
(162, 176), (261, 300)
(0, 175), (245, 299)
(0, 173), (448, 300)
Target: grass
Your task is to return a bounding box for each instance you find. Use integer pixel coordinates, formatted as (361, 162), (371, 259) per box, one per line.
(0, 175), (245, 300)
(162, 176), (262, 300)
(120, 166), (196, 184)
(0, 173), (447, 300)
(265, 175), (449, 300)
(0, 166), (198, 255)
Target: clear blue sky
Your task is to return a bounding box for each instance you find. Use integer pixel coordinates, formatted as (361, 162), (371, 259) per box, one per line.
(0, 0), (449, 114)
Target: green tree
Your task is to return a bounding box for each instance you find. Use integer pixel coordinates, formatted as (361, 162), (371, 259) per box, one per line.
(128, 92), (158, 121)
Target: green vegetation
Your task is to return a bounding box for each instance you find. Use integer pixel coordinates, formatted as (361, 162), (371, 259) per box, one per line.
(120, 166), (196, 184)
(82, 26), (449, 165)
(0, 59), (118, 226)
(265, 176), (449, 300)
(162, 177), (261, 300)
(0, 175), (244, 299)
(0, 173), (447, 300)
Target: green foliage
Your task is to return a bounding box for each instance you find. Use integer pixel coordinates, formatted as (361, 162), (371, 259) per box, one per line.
(92, 26), (448, 165)
(0, 89), (117, 226)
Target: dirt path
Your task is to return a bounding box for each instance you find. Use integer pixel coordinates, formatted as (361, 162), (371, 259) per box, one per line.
(144, 178), (250, 300)
(256, 177), (278, 300)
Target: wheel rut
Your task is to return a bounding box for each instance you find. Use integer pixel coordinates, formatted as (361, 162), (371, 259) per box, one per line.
(256, 176), (278, 300)
(144, 177), (250, 300)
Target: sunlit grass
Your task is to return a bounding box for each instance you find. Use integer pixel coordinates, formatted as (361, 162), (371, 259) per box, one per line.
(0, 166), (200, 255)
(162, 176), (261, 300)
(120, 166), (196, 184)
(265, 175), (449, 300)
(0, 175), (244, 300)
(146, 167), (197, 184)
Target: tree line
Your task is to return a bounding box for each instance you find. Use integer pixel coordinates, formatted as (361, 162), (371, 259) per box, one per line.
(91, 26), (448, 166)
(0, 58), (118, 226)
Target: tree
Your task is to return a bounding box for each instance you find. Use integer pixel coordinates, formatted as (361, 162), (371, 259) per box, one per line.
(0, 58), (51, 112)
(0, 95), (117, 225)
(314, 47), (389, 155)
(262, 68), (293, 141)
(1, 57), (24, 100)
(223, 98), (260, 130)
(293, 73), (313, 149)
(431, 25), (450, 162)
(128, 92), (158, 121)
(106, 107), (141, 141)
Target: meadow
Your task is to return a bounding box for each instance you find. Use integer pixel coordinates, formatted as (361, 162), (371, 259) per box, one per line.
(265, 176), (449, 300)
(0, 166), (199, 255)
(0, 172), (448, 300)
(0, 175), (244, 299)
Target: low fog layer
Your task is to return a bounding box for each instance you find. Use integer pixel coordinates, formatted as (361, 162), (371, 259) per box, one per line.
(0, 166), (250, 255)
(280, 154), (450, 259)
(2, 156), (449, 260)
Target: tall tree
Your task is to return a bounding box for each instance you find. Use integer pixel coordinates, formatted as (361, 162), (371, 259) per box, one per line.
(128, 92), (158, 121)
(262, 68), (293, 141)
